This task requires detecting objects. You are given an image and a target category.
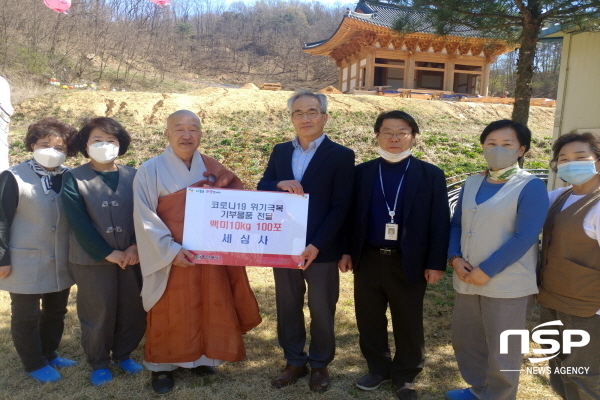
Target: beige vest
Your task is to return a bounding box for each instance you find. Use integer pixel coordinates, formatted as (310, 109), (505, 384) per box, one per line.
(0, 161), (73, 294)
(539, 187), (600, 317)
(453, 170), (539, 298)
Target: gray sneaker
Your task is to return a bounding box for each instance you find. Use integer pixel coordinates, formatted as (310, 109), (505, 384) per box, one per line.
(356, 373), (391, 391)
(395, 382), (417, 400)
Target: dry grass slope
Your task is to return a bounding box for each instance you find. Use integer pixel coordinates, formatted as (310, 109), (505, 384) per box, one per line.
(1, 89), (560, 399)
(10, 88), (555, 182)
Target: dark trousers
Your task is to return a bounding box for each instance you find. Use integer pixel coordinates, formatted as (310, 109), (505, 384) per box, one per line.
(10, 288), (71, 372)
(540, 305), (600, 400)
(354, 246), (427, 386)
(69, 263), (146, 370)
(273, 261), (339, 369)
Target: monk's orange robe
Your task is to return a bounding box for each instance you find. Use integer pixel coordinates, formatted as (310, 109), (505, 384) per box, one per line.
(144, 155), (262, 363)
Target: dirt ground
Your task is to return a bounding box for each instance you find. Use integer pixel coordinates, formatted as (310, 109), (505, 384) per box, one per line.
(16, 87), (555, 132)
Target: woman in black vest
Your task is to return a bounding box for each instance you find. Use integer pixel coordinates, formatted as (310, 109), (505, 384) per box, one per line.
(539, 131), (600, 400)
(62, 117), (146, 386)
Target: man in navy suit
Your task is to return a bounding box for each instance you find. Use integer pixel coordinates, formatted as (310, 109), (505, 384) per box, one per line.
(258, 90), (355, 393)
(338, 110), (450, 400)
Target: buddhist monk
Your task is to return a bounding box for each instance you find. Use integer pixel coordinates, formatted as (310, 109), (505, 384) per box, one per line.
(133, 110), (261, 394)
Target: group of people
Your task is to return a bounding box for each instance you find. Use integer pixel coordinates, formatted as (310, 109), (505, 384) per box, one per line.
(444, 124), (600, 400)
(0, 89), (597, 400)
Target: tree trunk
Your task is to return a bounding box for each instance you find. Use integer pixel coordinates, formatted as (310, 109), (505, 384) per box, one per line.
(511, 21), (542, 125)
(49, 13), (62, 55)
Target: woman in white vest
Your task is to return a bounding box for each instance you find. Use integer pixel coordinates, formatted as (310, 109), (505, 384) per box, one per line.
(539, 131), (600, 400)
(61, 117), (146, 386)
(445, 120), (549, 400)
(0, 118), (78, 383)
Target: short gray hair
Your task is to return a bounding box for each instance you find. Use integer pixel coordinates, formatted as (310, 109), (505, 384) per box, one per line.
(287, 89), (328, 114)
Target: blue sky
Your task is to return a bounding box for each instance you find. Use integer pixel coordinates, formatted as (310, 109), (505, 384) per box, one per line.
(223, 0), (356, 6)
(291, 0), (354, 4)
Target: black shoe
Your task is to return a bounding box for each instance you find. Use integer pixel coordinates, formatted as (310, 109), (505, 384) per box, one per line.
(190, 365), (217, 377)
(151, 371), (174, 394)
(356, 373), (391, 391)
(395, 382), (418, 400)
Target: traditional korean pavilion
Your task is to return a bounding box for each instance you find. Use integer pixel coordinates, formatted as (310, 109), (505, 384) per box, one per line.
(303, 1), (513, 95)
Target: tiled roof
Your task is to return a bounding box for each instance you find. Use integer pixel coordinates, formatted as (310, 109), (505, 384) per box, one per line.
(304, 39), (329, 49)
(351, 1), (484, 38)
(303, 1), (497, 53)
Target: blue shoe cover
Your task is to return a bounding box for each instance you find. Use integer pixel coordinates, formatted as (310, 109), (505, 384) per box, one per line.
(49, 357), (77, 368)
(118, 359), (143, 374)
(445, 388), (479, 400)
(28, 365), (61, 383)
(91, 368), (113, 386)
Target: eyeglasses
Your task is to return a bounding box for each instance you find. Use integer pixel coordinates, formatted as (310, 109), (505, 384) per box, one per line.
(34, 142), (67, 153)
(291, 111), (323, 120)
(378, 130), (413, 140)
(88, 139), (119, 145)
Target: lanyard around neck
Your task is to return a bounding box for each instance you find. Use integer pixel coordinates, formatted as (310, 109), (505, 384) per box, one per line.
(379, 158), (411, 223)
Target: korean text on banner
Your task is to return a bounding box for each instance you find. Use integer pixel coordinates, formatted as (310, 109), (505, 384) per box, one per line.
(182, 188), (309, 269)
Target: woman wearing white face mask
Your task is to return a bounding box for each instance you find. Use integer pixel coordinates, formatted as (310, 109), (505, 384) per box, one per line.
(446, 120), (549, 400)
(538, 132), (600, 400)
(0, 117), (78, 383)
(61, 117), (146, 386)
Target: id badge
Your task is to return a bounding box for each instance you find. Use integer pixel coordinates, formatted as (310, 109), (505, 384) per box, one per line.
(385, 223), (398, 241)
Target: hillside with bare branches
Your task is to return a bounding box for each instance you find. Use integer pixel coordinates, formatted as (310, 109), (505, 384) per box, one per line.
(0, 0), (346, 91)
(0, 0), (562, 100)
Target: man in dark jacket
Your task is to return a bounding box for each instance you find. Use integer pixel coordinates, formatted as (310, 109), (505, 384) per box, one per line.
(258, 90), (355, 393)
(338, 110), (450, 400)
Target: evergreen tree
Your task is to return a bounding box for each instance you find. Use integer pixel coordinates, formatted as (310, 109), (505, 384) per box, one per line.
(380, 0), (600, 124)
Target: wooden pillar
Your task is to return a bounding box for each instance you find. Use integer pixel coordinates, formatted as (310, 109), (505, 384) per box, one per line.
(406, 55), (415, 89)
(349, 57), (357, 91)
(445, 60), (455, 92)
(344, 58), (352, 92)
(365, 50), (375, 90)
(355, 57), (361, 90)
(482, 62), (490, 96)
(338, 64), (343, 92)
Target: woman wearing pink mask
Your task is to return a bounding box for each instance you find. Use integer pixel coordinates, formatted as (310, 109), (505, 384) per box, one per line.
(0, 118), (78, 383)
(538, 131), (600, 400)
(61, 117), (146, 386)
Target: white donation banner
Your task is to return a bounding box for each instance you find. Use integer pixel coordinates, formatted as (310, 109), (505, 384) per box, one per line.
(182, 187), (309, 269)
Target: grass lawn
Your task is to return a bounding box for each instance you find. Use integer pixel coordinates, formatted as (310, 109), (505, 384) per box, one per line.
(0, 267), (561, 400)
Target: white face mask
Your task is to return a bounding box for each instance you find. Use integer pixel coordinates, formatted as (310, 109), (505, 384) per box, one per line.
(33, 148), (66, 169)
(88, 142), (119, 164)
(377, 147), (411, 163)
